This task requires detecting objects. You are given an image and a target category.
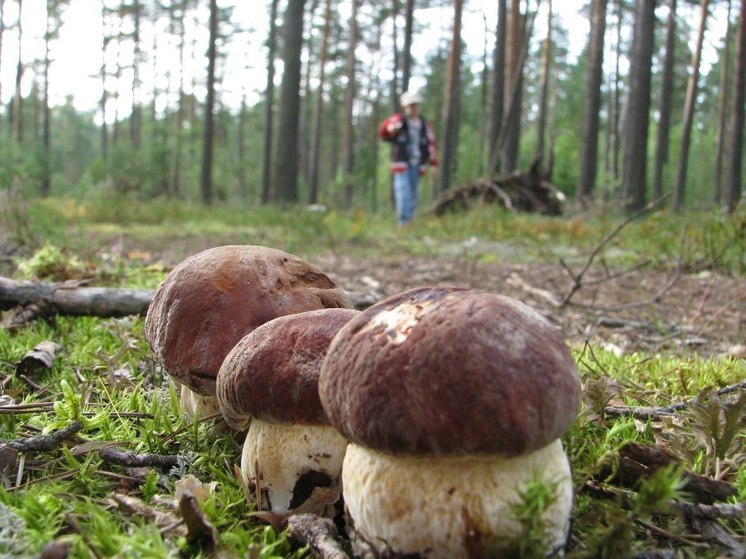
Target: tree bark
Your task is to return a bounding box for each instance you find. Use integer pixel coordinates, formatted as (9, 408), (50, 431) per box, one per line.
(535, 0), (553, 166)
(487, 0), (507, 175)
(577, 0), (607, 205)
(100, 4), (109, 160)
(0, 277), (153, 317)
(309, 0), (332, 205)
(272, 0), (306, 204)
(199, 0), (218, 206)
(437, 0), (463, 194)
(620, 0), (656, 213)
(652, 0), (677, 201)
(500, 0), (523, 174)
(714, 0), (732, 203)
(401, 0), (414, 93)
(10, 0), (23, 144)
(341, 0), (359, 207)
(673, 0), (710, 212)
(0, 0), (5, 134)
(261, 0), (280, 205)
(725, 0), (745, 213)
(0, 277), (374, 317)
(42, 0), (53, 197)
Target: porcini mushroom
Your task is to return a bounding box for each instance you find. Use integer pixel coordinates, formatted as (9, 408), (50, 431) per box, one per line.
(144, 245), (353, 419)
(216, 307), (359, 515)
(318, 286), (581, 558)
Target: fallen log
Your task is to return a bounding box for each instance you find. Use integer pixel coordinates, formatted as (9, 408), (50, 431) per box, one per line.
(0, 276), (376, 319)
(0, 277), (154, 317)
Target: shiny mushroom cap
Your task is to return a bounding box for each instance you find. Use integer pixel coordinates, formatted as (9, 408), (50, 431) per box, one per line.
(319, 286), (581, 457)
(145, 245), (353, 397)
(216, 307), (360, 431)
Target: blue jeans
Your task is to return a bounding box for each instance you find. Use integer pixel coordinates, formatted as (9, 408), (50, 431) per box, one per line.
(393, 165), (420, 225)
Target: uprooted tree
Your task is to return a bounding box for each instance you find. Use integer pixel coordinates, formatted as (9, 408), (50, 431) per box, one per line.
(430, 159), (565, 216)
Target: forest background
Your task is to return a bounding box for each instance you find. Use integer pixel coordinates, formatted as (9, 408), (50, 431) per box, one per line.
(0, 0), (743, 217)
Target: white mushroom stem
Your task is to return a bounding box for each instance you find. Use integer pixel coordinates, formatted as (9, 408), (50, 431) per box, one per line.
(242, 419), (348, 515)
(179, 384), (221, 419)
(343, 439), (574, 559)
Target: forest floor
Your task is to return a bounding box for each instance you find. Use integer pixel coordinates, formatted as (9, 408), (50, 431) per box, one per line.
(124, 232), (745, 361)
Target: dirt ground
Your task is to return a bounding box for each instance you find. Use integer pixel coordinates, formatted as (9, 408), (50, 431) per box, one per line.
(310, 251), (745, 360)
(1, 231), (743, 359)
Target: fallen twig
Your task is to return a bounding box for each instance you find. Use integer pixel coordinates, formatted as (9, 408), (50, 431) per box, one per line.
(286, 513), (350, 559)
(98, 445), (179, 469)
(3, 420), (84, 453)
(672, 500), (746, 521)
(603, 380), (746, 419)
(558, 195), (671, 307)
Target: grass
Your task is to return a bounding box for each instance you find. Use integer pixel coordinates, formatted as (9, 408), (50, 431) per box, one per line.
(0, 195), (744, 557)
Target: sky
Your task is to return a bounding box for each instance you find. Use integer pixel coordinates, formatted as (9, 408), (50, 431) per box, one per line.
(0, 0), (730, 118)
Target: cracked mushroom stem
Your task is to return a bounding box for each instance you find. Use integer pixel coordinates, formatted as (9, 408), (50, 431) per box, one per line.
(143, 244), (354, 419)
(318, 286), (582, 558)
(216, 307), (359, 515)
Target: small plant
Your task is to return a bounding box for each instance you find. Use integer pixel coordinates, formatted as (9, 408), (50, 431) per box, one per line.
(15, 243), (87, 281)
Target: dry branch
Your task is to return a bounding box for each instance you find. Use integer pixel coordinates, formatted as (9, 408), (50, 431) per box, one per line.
(286, 513), (350, 559)
(603, 380), (746, 419)
(3, 420), (84, 453)
(0, 276), (377, 319)
(98, 445), (179, 469)
(0, 277), (153, 317)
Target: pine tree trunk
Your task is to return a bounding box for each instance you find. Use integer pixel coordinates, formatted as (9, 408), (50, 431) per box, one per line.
(620, 0), (655, 213)
(715, 0), (732, 203)
(341, 0), (359, 207)
(673, 0), (710, 212)
(390, 0), (399, 111)
(487, 0), (507, 176)
(437, 0), (463, 194)
(500, 0), (523, 174)
(309, 0), (332, 205)
(261, 0), (279, 204)
(0, 0), (6, 134)
(577, 0), (606, 205)
(535, 0), (553, 165)
(100, 5), (109, 160)
(12, 0), (23, 144)
(199, 0), (218, 206)
(725, 0), (745, 213)
(652, 0), (677, 201)
(401, 0), (414, 93)
(130, 0), (142, 150)
(272, 0), (306, 204)
(41, 0), (52, 197)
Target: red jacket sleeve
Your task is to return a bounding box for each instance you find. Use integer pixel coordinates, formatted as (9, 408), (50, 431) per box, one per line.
(378, 113), (404, 142)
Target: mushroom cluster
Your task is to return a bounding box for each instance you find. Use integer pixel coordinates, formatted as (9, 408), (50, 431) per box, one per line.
(144, 245), (353, 419)
(145, 245), (582, 555)
(318, 286), (581, 558)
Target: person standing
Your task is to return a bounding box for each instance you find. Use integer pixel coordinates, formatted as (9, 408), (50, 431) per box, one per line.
(378, 91), (438, 226)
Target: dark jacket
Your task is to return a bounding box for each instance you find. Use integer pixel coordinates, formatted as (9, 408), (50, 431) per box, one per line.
(378, 113), (438, 174)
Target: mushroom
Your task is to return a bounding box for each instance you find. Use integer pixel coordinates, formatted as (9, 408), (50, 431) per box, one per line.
(318, 286), (581, 558)
(144, 245), (353, 419)
(216, 307), (359, 515)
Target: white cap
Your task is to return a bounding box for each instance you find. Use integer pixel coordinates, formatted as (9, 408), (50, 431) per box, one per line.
(400, 91), (424, 107)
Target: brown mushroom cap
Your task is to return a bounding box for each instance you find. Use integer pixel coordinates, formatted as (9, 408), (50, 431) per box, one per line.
(217, 307), (359, 430)
(144, 245), (353, 396)
(318, 286), (581, 457)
